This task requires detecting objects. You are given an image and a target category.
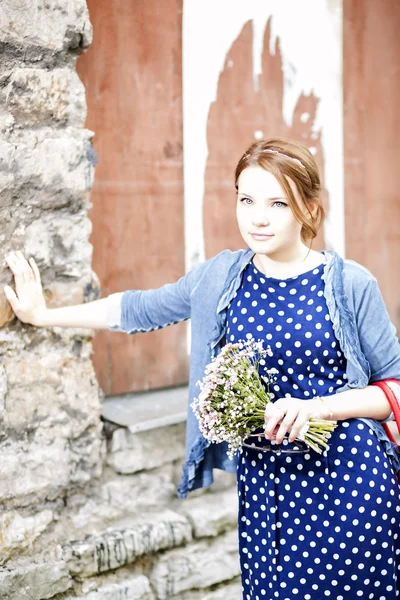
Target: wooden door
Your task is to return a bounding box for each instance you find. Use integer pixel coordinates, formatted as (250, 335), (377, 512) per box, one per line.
(344, 0), (400, 327)
(77, 0), (188, 395)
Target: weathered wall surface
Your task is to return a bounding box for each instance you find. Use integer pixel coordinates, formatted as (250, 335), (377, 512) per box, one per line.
(0, 2), (239, 599)
(0, 417), (239, 599)
(343, 0), (400, 329)
(0, 0), (104, 508)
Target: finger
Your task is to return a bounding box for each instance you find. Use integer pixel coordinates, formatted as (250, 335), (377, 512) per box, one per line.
(16, 251), (34, 283)
(29, 257), (41, 284)
(6, 253), (26, 289)
(288, 412), (311, 443)
(5, 252), (18, 271)
(264, 407), (286, 439)
(4, 285), (20, 312)
(275, 410), (299, 444)
(11, 252), (33, 286)
(264, 403), (274, 418)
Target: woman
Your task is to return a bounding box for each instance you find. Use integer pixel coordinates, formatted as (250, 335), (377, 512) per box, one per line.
(5, 138), (400, 599)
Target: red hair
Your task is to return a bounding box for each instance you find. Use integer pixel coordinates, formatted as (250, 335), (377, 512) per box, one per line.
(235, 138), (324, 243)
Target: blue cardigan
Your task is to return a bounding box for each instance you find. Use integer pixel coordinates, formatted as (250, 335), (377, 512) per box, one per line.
(108, 249), (400, 498)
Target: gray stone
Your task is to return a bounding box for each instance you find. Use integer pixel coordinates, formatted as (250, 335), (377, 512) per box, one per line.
(0, 364), (7, 414)
(201, 582), (242, 600)
(178, 487), (238, 538)
(63, 511), (192, 578)
(171, 579), (242, 600)
(22, 210), (94, 276)
(6, 68), (86, 126)
(0, 130), (95, 200)
(0, 438), (70, 504)
(0, 559), (71, 600)
(0, 509), (53, 565)
(108, 423), (186, 475)
(0, 0), (92, 53)
(102, 386), (188, 431)
(0, 431), (104, 506)
(3, 352), (100, 437)
(150, 530), (240, 599)
(66, 468), (177, 533)
(100, 467), (176, 513)
(39, 468), (177, 546)
(64, 575), (154, 600)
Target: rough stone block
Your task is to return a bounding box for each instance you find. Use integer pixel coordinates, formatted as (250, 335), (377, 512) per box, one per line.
(64, 511), (192, 578)
(6, 68), (86, 126)
(67, 468), (177, 534)
(64, 575), (154, 600)
(150, 530), (240, 599)
(171, 579), (242, 600)
(0, 559), (71, 600)
(0, 130), (95, 199)
(25, 212), (92, 269)
(0, 508), (53, 565)
(3, 353), (101, 439)
(0, 438), (70, 503)
(0, 364), (7, 414)
(45, 271), (101, 308)
(0, 430), (104, 506)
(0, 294), (15, 328)
(178, 488), (238, 538)
(0, 0), (92, 53)
(108, 424), (186, 475)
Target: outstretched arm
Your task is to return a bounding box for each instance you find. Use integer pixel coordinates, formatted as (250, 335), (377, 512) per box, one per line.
(4, 251), (114, 329)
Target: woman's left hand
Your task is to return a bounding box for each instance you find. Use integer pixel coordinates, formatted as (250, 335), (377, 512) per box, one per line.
(264, 396), (330, 444)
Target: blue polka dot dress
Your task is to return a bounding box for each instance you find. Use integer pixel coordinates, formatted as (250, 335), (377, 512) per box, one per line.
(226, 260), (400, 600)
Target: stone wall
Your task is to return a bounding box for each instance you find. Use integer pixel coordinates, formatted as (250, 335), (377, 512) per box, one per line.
(0, 2), (240, 598)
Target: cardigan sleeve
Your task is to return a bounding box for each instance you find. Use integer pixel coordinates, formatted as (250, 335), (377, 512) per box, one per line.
(356, 277), (400, 382)
(105, 259), (210, 334)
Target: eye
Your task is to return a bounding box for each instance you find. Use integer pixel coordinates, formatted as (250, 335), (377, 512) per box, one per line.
(240, 197), (253, 205)
(272, 201), (288, 208)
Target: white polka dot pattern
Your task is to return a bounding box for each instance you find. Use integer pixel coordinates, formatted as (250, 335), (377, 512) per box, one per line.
(227, 262), (347, 401)
(226, 262), (400, 597)
(237, 421), (400, 598)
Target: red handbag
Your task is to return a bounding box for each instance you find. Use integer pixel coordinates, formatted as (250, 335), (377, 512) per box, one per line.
(371, 379), (400, 446)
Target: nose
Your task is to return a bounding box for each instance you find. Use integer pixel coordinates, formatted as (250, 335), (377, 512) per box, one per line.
(252, 209), (270, 227)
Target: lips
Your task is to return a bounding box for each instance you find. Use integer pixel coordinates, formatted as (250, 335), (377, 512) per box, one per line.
(250, 233), (274, 238)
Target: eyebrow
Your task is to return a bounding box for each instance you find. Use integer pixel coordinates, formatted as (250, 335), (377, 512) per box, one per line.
(237, 192), (288, 201)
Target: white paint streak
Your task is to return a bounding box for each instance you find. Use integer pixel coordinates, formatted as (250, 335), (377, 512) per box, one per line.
(183, 0), (344, 275)
(269, 0), (344, 254)
(300, 112), (311, 124)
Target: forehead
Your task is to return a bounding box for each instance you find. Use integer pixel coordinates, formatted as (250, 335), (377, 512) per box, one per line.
(237, 165), (286, 198)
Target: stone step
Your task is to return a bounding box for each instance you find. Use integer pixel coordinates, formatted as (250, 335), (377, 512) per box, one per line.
(64, 575), (154, 600)
(102, 386), (188, 434)
(63, 510), (192, 578)
(150, 529), (241, 599)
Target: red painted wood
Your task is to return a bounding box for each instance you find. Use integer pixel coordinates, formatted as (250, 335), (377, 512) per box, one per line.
(77, 0), (187, 394)
(203, 20), (327, 259)
(344, 0), (400, 327)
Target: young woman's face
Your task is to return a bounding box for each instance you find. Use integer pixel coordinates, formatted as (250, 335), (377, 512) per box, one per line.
(236, 165), (304, 257)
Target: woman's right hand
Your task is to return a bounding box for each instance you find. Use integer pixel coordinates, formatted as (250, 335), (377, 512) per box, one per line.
(4, 251), (48, 326)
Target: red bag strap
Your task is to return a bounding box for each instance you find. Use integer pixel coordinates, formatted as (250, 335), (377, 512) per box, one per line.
(372, 379), (400, 437)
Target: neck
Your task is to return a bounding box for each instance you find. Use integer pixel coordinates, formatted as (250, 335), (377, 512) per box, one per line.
(252, 245), (323, 279)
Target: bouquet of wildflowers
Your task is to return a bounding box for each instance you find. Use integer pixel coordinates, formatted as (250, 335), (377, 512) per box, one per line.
(191, 339), (337, 459)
